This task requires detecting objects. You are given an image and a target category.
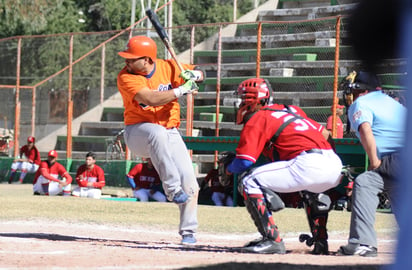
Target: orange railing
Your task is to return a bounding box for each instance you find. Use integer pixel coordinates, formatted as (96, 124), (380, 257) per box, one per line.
(0, 15), (349, 159)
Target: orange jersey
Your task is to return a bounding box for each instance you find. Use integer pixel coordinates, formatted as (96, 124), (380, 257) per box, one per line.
(117, 59), (194, 129)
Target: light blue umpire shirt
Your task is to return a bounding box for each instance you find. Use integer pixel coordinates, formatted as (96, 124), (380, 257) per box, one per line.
(348, 90), (406, 159)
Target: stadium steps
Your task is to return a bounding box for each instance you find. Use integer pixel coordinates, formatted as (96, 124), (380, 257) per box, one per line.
(220, 30), (350, 50)
(258, 3), (357, 21)
(277, 0), (357, 9)
(197, 73), (407, 92)
(193, 45), (355, 65)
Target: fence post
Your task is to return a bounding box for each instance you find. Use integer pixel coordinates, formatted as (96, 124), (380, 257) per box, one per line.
(13, 38), (22, 157)
(256, 22), (262, 78)
(67, 35), (74, 159)
(332, 16), (342, 138)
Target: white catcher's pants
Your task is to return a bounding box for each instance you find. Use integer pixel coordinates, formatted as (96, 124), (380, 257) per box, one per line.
(33, 176), (71, 196)
(133, 188), (167, 202)
(72, 187), (102, 199)
(124, 123), (199, 236)
(243, 149), (342, 195)
(11, 161), (39, 173)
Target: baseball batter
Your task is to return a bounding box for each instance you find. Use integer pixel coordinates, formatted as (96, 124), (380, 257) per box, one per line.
(9, 136), (41, 184)
(72, 152), (105, 199)
(33, 150), (72, 196)
(117, 36), (204, 245)
(126, 158), (166, 202)
(226, 78), (342, 254)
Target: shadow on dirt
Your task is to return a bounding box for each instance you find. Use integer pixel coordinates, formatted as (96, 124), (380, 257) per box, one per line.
(180, 262), (388, 270)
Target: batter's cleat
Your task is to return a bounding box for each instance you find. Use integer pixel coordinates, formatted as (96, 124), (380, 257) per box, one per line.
(337, 243), (377, 257)
(181, 234), (197, 245)
(172, 190), (188, 204)
(241, 238), (286, 254)
(311, 239), (329, 255)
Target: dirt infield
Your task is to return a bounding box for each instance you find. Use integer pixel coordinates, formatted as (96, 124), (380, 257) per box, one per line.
(0, 220), (395, 270)
(0, 184), (397, 269)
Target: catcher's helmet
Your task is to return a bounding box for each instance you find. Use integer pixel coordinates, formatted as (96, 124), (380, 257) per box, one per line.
(118, 36), (157, 60)
(340, 70), (381, 107)
(236, 78), (273, 124)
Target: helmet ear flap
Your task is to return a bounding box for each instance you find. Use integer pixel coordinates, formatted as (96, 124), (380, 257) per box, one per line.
(262, 78), (274, 105)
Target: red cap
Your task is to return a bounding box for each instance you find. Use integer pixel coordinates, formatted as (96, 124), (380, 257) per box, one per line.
(345, 181), (354, 189)
(48, 150), (58, 158)
(331, 104), (345, 111)
(27, 136), (35, 143)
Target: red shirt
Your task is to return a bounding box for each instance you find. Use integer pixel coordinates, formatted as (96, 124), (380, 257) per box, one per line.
(236, 104), (332, 162)
(127, 163), (161, 189)
(327, 115), (344, 139)
(76, 164), (105, 189)
(33, 161), (72, 184)
(20, 145), (41, 165)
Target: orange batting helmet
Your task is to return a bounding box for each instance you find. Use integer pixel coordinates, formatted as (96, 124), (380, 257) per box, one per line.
(118, 36), (157, 60)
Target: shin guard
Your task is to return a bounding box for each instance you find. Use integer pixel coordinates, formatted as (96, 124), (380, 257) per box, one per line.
(244, 193), (281, 242)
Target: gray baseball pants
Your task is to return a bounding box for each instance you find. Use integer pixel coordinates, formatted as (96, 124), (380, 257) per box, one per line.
(124, 123), (199, 236)
(348, 152), (399, 248)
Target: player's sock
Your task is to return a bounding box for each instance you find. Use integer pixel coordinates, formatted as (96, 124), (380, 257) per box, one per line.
(8, 170), (16, 183)
(19, 171), (27, 182)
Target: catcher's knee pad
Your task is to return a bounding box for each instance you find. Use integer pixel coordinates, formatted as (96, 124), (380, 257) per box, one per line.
(301, 191), (332, 217)
(261, 187), (285, 212)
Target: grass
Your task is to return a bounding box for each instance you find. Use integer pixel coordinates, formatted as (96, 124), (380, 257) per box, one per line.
(0, 183), (397, 236)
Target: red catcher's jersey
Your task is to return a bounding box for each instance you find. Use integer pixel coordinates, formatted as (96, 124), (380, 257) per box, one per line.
(235, 104), (332, 162)
(127, 163), (161, 189)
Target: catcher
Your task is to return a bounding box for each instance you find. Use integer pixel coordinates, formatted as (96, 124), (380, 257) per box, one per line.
(224, 78), (343, 254)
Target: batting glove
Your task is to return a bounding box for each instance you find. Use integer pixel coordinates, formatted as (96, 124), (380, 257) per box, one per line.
(179, 69), (203, 82)
(173, 80), (199, 98)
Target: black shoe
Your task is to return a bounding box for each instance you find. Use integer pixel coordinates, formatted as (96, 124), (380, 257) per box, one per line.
(243, 237), (263, 248)
(312, 239), (329, 255)
(241, 238), (286, 254)
(33, 191), (41, 196)
(337, 243), (377, 257)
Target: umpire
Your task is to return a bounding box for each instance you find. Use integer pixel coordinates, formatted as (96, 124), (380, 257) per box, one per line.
(338, 71), (406, 257)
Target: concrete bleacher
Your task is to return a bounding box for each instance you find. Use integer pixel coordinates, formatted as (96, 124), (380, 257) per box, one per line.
(259, 2), (357, 21)
(277, 0), (357, 9)
(220, 30), (349, 50)
(194, 46), (355, 65)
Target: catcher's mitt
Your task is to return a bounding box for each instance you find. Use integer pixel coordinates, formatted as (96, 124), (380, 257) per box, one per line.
(217, 151), (236, 186)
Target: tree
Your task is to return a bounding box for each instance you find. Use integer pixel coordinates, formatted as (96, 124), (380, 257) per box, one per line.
(0, 0), (86, 38)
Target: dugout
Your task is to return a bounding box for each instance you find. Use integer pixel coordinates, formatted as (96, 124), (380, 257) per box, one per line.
(0, 137), (366, 207)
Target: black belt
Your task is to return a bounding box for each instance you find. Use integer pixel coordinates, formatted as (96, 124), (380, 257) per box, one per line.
(303, 149), (323, 154)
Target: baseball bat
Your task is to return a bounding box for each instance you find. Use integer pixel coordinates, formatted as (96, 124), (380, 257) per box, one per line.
(145, 9), (185, 72)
